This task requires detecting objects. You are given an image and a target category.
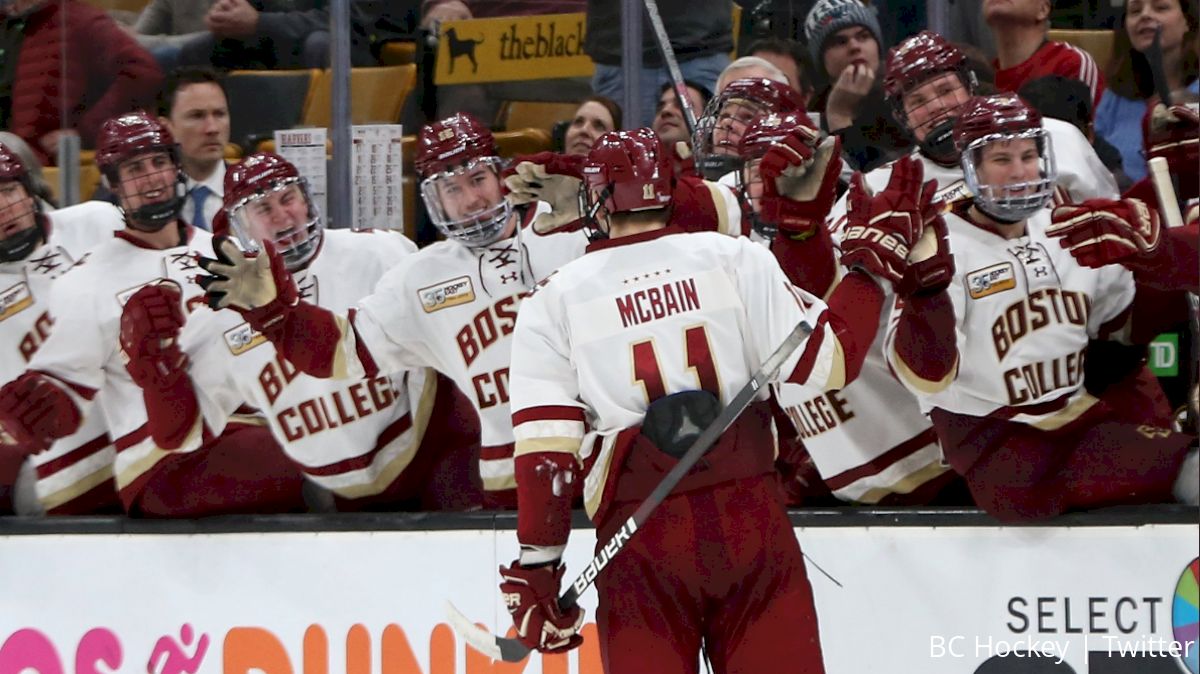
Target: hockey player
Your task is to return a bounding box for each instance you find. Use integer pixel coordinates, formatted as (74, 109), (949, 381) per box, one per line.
(0, 112), (306, 516)
(885, 94), (1198, 521)
(0, 143), (126, 515)
(736, 112), (965, 504)
(690, 76), (806, 180)
(134, 152), (480, 510)
(196, 113), (590, 507)
(826, 30), (1119, 235)
(495, 129), (936, 671)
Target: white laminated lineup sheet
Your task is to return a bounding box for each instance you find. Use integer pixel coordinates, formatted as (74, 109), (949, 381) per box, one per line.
(351, 124), (404, 231)
(273, 127), (328, 218)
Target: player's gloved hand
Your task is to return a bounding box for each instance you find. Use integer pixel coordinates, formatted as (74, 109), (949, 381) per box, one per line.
(1047, 198), (1161, 268)
(1144, 102), (1199, 202)
(197, 237), (299, 335)
(840, 156), (931, 289)
(498, 560), (585, 654)
(898, 205), (954, 297)
(0, 372), (80, 452)
(503, 152), (585, 234)
(759, 128), (843, 240)
(120, 283), (189, 389)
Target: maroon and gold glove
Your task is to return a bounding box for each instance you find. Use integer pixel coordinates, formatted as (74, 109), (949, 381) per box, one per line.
(840, 156), (933, 289)
(197, 237), (299, 339)
(759, 129), (843, 239)
(0, 372), (80, 452)
(898, 209), (954, 297)
(1144, 102), (1199, 202)
(502, 152), (586, 234)
(120, 283), (189, 389)
(1047, 198), (1161, 268)
(498, 561), (585, 654)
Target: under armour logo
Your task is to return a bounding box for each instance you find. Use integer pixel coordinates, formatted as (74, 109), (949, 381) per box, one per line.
(1034, 267), (1049, 277)
(500, 271), (520, 284)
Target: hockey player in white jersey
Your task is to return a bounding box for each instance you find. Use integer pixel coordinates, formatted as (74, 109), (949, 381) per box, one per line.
(0, 143), (126, 515)
(140, 152), (480, 510)
(197, 113), (589, 508)
(825, 31), (1119, 236)
(736, 112), (965, 505)
(885, 94), (1198, 521)
(0, 112), (306, 516)
(690, 76), (806, 181)
(495, 129), (932, 672)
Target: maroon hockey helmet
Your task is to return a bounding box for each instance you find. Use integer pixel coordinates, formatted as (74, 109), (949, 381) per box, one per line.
(582, 129), (673, 230)
(735, 112), (820, 239)
(223, 152), (323, 271)
(692, 78), (805, 180)
(416, 113), (512, 247)
(95, 111), (186, 232)
(884, 31), (975, 165)
(955, 94), (1057, 222)
(0, 141), (43, 263)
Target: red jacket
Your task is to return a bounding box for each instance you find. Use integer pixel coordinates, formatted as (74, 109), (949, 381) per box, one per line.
(11, 0), (163, 163)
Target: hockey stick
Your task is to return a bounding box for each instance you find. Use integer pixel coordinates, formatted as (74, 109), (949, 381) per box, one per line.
(446, 318), (815, 663)
(642, 0), (699, 139)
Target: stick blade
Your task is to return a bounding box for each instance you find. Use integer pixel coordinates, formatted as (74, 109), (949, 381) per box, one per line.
(444, 601), (532, 663)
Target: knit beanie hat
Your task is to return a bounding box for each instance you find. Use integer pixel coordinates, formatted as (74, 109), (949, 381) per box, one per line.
(803, 0), (883, 64)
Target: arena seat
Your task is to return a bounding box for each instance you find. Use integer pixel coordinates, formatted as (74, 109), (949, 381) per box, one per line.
(495, 101), (581, 133)
(224, 69), (318, 152)
(1048, 29), (1116, 71)
(43, 163), (102, 207)
(379, 41), (418, 66)
(303, 65), (418, 127)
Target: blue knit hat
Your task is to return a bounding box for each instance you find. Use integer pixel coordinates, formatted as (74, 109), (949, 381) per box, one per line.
(803, 0), (883, 64)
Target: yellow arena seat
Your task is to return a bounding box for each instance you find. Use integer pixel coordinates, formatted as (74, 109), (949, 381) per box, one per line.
(303, 65), (418, 128)
(379, 41), (418, 66)
(495, 100), (581, 133)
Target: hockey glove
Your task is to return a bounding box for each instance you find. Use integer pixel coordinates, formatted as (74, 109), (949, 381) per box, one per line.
(498, 560), (585, 654)
(897, 207), (954, 297)
(197, 237), (299, 336)
(759, 131), (843, 240)
(0, 372), (80, 452)
(1144, 102), (1199, 202)
(503, 152), (585, 234)
(120, 283), (189, 389)
(840, 157), (932, 289)
(1047, 198), (1161, 268)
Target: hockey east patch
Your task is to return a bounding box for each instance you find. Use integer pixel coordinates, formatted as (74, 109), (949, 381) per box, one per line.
(224, 323), (268, 355)
(0, 281), (33, 322)
(967, 263), (1016, 299)
(419, 276), (475, 313)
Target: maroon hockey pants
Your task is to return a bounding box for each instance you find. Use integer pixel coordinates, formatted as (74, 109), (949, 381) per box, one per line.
(593, 474), (826, 674)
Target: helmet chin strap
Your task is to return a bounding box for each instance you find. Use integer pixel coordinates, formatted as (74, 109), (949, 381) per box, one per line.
(122, 173), (187, 233)
(919, 120), (959, 167)
(0, 220), (45, 263)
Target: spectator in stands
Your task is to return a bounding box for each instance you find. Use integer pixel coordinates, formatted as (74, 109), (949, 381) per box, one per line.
(178, 0), (377, 70)
(803, 0), (910, 171)
(159, 68), (230, 231)
(652, 80), (711, 150)
(0, 0), (163, 164)
(420, 0), (590, 123)
(0, 132), (55, 209)
(985, 0), (1106, 107)
(586, 0), (733, 127)
(1020, 74), (1132, 191)
(745, 36), (813, 104)
(944, 0), (996, 59)
(1095, 0), (1199, 183)
(132, 0), (217, 72)
(562, 96), (622, 156)
(953, 41), (997, 91)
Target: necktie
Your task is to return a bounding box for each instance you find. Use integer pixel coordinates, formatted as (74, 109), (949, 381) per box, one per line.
(191, 185), (211, 231)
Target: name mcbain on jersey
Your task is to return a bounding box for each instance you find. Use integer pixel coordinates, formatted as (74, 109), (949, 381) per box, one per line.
(258, 351), (402, 441)
(990, 288), (1091, 406)
(616, 277), (701, 327)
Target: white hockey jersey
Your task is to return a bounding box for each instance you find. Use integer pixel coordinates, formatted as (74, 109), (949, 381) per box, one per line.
(181, 229), (436, 500)
(0, 202), (125, 513)
(884, 209), (1136, 428)
(27, 226), (220, 502)
(509, 229), (842, 518)
(824, 118), (1120, 235)
(346, 221), (590, 493)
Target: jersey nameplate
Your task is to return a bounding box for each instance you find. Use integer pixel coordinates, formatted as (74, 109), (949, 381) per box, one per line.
(967, 263), (1016, 299)
(0, 281), (33, 322)
(224, 322), (268, 355)
(419, 275), (475, 313)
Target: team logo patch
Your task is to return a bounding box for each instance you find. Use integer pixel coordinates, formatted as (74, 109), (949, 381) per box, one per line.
(967, 263), (1016, 299)
(224, 322), (267, 355)
(935, 180), (972, 205)
(0, 281), (33, 322)
(419, 275), (475, 313)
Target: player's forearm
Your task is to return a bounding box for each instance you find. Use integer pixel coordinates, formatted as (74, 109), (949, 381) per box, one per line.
(514, 451), (576, 560)
(892, 290), (959, 383)
(820, 270), (885, 385)
(265, 303), (374, 379)
(141, 376), (202, 451)
(772, 225), (838, 298)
